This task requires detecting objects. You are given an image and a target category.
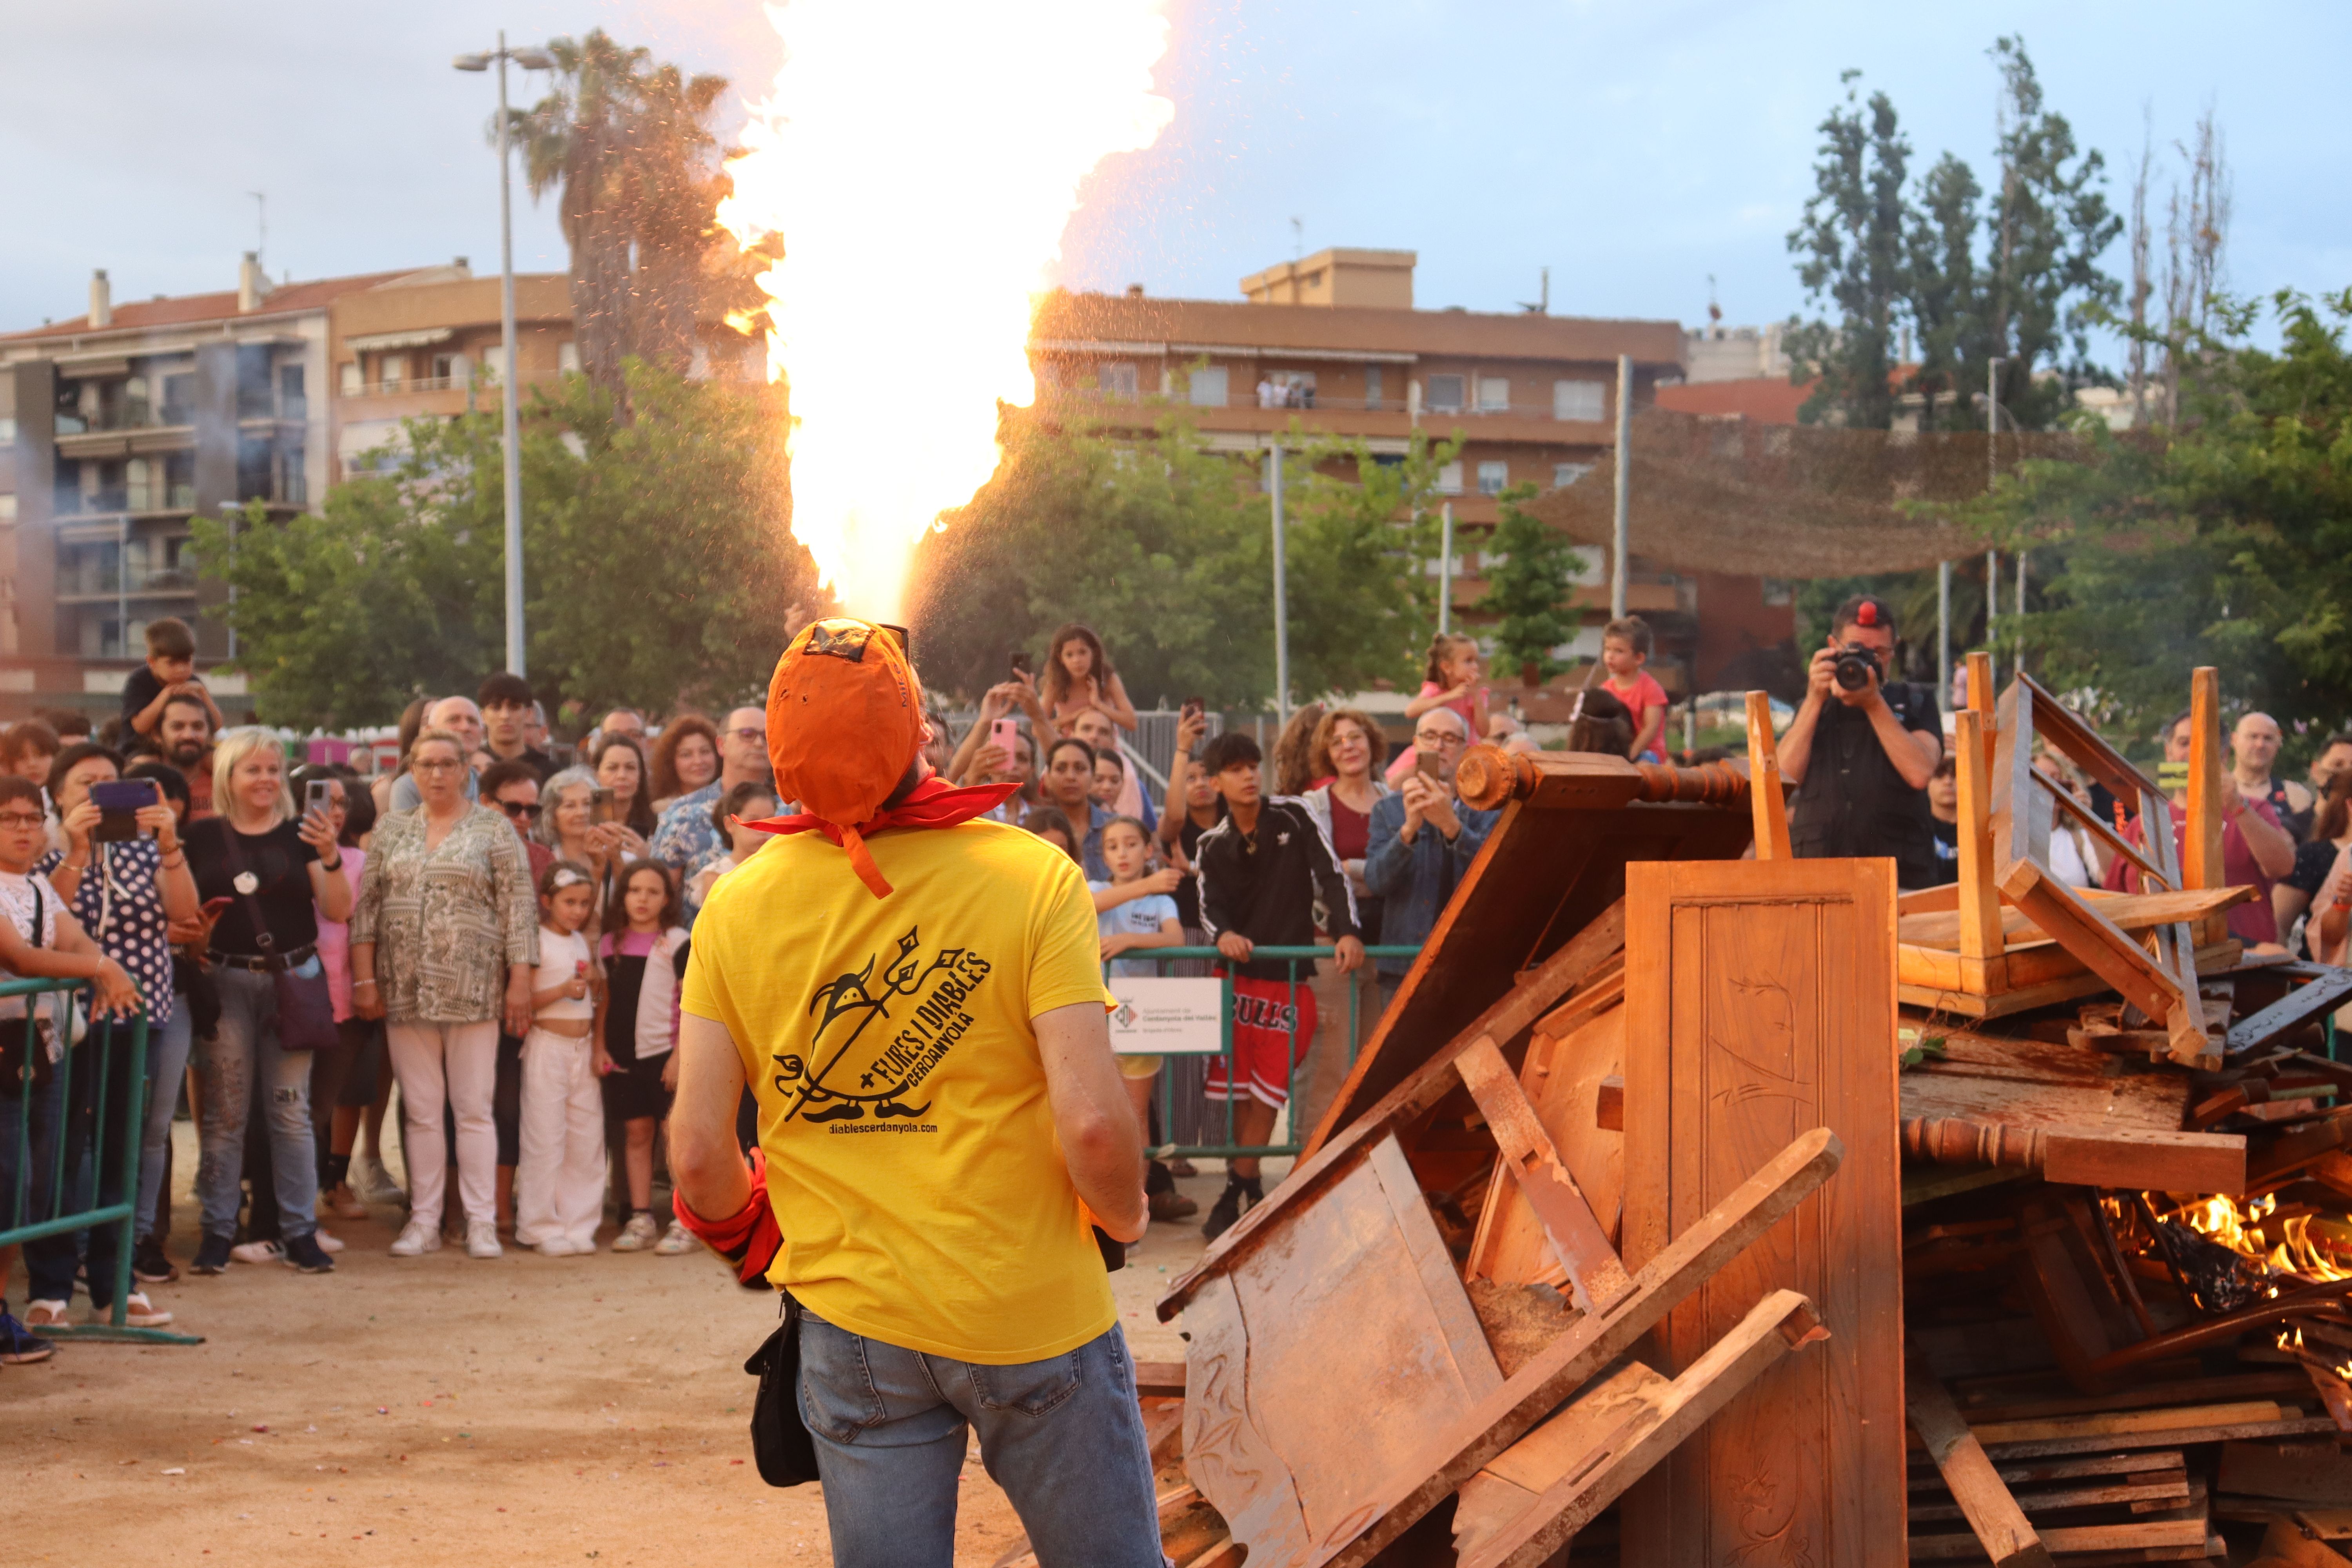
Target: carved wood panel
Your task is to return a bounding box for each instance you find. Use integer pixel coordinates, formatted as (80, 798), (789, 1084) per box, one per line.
(1621, 858), (1906, 1567)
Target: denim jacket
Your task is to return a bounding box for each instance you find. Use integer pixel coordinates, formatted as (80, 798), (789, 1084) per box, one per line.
(1363, 790), (1498, 976)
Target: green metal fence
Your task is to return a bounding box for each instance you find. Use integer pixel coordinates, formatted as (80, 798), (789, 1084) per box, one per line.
(1104, 944), (1419, 1159)
(2, 976), (200, 1345)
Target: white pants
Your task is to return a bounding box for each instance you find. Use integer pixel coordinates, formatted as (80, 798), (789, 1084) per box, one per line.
(386, 1020), (501, 1230)
(515, 1026), (607, 1250)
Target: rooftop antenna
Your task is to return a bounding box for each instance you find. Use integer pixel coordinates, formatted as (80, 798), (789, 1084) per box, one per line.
(248, 191), (267, 271)
(1290, 216), (1303, 261)
(1517, 265), (1550, 314)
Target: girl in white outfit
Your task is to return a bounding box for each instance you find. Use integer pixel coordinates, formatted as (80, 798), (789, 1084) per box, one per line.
(515, 861), (605, 1255)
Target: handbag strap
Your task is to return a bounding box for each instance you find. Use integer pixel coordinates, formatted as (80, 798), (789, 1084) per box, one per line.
(216, 823), (280, 956)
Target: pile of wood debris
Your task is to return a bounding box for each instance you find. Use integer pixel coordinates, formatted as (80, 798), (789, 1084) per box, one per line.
(993, 661), (2352, 1568)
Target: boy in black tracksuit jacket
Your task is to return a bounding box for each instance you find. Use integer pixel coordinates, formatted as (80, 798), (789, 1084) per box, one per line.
(1189, 729), (1365, 1239)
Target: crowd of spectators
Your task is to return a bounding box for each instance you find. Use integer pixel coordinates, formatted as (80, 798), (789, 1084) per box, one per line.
(6, 603), (2344, 1363)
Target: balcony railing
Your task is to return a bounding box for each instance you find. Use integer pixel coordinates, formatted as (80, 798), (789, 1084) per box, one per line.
(56, 565), (199, 599)
(348, 376), (463, 397)
(1051, 385), (1611, 421)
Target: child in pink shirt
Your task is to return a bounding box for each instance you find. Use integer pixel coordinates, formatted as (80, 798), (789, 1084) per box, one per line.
(1388, 633), (1490, 784)
(1602, 616), (1670, 763)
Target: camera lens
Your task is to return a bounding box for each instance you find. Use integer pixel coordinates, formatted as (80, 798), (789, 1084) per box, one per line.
(1833, 646), (1877, 691)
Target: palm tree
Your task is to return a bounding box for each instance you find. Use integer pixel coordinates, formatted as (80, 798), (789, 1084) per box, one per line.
(504, 32), (766, 398)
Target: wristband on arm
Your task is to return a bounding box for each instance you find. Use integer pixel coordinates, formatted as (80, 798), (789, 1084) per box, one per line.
(674, 1144), (784, 1290)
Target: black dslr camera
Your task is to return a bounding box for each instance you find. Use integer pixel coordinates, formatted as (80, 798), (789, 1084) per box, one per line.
(1832, 643), (1883, 692)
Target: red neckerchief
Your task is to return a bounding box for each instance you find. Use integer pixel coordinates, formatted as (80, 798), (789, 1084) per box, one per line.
(742, 775), (1023, 898)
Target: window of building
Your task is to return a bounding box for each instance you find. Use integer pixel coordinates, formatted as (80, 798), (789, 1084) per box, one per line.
(1477, 460), (1509, 495)
(235, 345), (275, 419)
(339, 361), (362, 397)
(381, 353), (409, 390)
(279, 365), (306, 422)
(558, 341), (581, 376)
(127, 457), (152, 512)
(1762, 578), (1795, 607)
(1477, 377), (1511, 413)
(1553, 380), (1606, 422)
(1426, 374), (1465, 413)
(1553, 461), (1594, 489)
(1098, 361), (1138, 399)
(165, 452), (196, 510)
(0, 494), (15, 522)
(430, 353), (459, 386)
(160, 373), (196, 426)
(236, 436), (274, 503)
(1364, 365), (1384, 409)
(280, 445), (307, 507)
(1435, 461), (1464, 495)
(1188, 365), (1229, 407)
(0, 416), (15, 446)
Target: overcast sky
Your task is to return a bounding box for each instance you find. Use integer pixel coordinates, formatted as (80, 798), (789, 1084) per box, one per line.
(4, 0), (2343, 359)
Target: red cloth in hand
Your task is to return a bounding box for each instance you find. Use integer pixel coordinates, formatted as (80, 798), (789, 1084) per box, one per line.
(674, 1144), (784, 1289)
(742, 774), (1022, 898)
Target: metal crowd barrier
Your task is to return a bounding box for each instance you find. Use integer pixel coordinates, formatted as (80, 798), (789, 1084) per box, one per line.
(1103, 944), (1420, 1159)
(1, 976), (200, 1345)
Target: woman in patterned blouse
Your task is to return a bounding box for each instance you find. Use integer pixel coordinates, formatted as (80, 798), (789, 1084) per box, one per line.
(350, 729), (537, 1263)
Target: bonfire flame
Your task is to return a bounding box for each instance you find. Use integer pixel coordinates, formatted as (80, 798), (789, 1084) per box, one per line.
(718, 0), (1175, 621)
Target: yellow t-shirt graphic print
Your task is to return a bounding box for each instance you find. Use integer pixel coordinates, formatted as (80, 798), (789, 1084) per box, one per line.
(681, 817), (1119, 1365)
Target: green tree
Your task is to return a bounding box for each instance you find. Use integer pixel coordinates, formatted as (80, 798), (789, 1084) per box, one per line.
(1958, 289), (2352, 742)
(1787, 73), (1912, 429)
(906, 418), (1456, 709)
(193, 363), (820, 728)
(1281, 428), (1455, 701)
(1475, 483), (1586, 682)
(1907, 152), (1986, 431)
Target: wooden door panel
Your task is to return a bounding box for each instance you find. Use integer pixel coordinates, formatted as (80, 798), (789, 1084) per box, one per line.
(1622, 858), (1906, 1567)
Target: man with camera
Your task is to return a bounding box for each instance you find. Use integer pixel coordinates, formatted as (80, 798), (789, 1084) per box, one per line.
(1775, 594), (1944, 889)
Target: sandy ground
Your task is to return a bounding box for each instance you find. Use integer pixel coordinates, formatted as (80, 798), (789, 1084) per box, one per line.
(4, 1122), (1252, 1564)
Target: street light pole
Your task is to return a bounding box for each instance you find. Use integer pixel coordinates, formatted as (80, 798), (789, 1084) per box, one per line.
(1269, 441), (1289, 728)
(456, 35), (554, 678)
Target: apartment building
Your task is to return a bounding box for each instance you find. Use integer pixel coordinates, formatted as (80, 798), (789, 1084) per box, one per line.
(1027, 248), (1700, 689)
(0, 258), (580, 716)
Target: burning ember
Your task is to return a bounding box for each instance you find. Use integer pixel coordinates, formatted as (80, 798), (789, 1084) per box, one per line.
(718, 0), (1175, 620)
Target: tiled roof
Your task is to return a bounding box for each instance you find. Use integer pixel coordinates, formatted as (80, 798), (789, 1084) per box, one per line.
(1, 269), (437, 343)
(1032, 290), (1684, 368)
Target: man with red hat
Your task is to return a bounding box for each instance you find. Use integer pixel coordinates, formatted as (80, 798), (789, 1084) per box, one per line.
(1775, 592), (1944, 888)
(666, 617), (1159, 1566)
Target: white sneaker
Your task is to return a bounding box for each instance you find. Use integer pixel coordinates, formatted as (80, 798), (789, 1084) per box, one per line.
(229, 1240), (283, 1265)
(314, 1229), (346, 1254)
(388, 1220), (442, 1257)
(119, 1291), (173, 1328)
(653, 1219), (699, 1256)
(352, 1156), (407, 1205)
(535, 1237), (573, 1258)
(610, 1213), (661, 1252)
(465, 1220), (503, 1259)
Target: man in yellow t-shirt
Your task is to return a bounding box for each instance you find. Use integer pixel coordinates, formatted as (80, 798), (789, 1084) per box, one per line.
(669, 617), (1158, 1567)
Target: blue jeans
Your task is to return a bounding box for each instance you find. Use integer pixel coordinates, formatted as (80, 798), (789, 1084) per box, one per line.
(195, 966), (318, 1243)
(136, 1005), (194, 1243)
(797, 1308), (1163, 1568)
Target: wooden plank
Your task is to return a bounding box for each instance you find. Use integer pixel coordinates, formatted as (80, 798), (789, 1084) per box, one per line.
(1454, 1034), (1635, 1314)
(1318, 1127), (1845, 1568)
(1906, 1479), (2190, 1522)
(1899, 887), (2248, 951)
(1452, 1360), (1670, 1561)
(2015, 672), (2167, 812)
(1746, 690), (1792, 860)
(1979, 1416), (2343, 1460)
(1908, 1517), (2210, 1560)
(2183, 668), (2223, 893)
(1953, 1374), (2308, 1426)
(1133, 1361), (1187, 1399)
(2004, 860), (2209, 1065)
(1466, 1004), (1625, 1292)
(1899, 1117), (2244, 1194)
(1180, 1276), (1310, 1561)
(1899, 1027), (2193, 1135)
(2229, 968), (2352, 1055)
(1963, 1401), (2284, 1448)
(1181, 1136), (1517, 1568)
(1908, 1359), (2058, 1568)
(1991, 680), (2055, 897)
(2218, 1439), (2352, 1505)
(1955, 708), (2007, 965)
(1163, 899), (1630, 1316)
(1621, 858), (1906, 1568)
(1452, 1289), (1829, 1568)
(1364, 1133), (1506, 1402)
(2252, 1521), (2352, 1567)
